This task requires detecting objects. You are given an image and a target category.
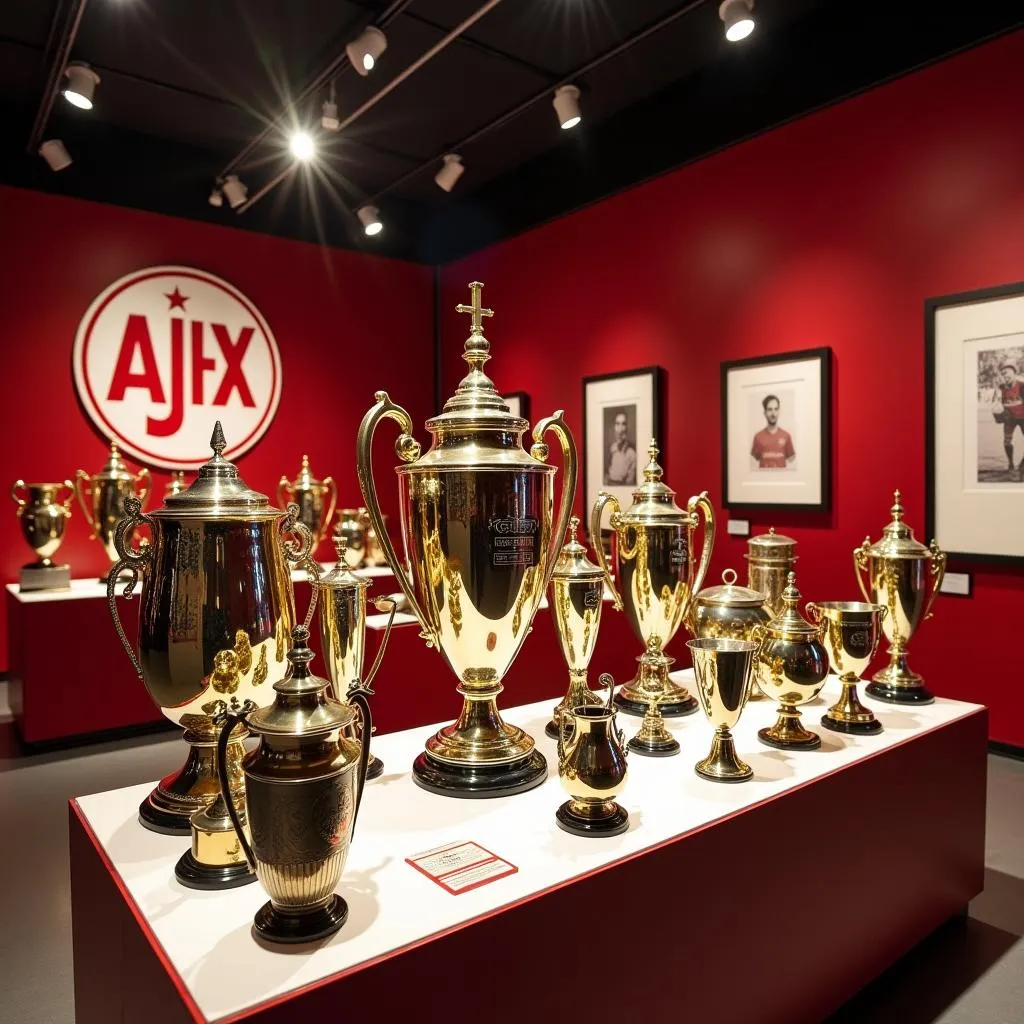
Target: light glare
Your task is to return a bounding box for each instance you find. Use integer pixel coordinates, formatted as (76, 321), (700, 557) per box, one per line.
(290, 132), (315, 161)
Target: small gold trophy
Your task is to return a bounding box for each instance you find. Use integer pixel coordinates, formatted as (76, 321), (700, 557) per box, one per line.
(807, 601), (886, 735)
(546, 515), (605, 739)
(164, 471), (187, 497)
(11, 480), (74, 590)
(745, 527), (798, 619)
(854, 490), (945, 705)
(333, 508), (367, 568)
(278, 455), (338, 552)
(688, 637), (758, 782)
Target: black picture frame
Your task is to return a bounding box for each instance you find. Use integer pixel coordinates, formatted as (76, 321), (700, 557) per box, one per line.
(925, 281), (1024, 567)
(501, 391), (530, 422)
(720, 347), (832, 512)
(582, 366), (663, 538)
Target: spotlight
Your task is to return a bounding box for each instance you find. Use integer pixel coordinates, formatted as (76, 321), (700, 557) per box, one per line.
(357, 204), (383, 236)
(434, 153), (465, 193)
(719, 0), (755, 42)
(321, 100), (340, 132)
(552, 85), (582, 130)
(62, 62), (100, 110)
(208, 188), (224, 208)
(222, 175), (248, 209)
(290, 131), (315, 161)
(39, 139), (72, 172)
(346, 26), (387, 76)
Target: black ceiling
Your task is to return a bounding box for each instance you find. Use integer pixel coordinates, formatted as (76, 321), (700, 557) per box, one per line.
(1, 0), (1022, 264)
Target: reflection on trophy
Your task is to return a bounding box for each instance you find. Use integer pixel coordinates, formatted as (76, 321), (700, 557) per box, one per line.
(807, 601), (886, 735)
(11, 480), (74, 590)
(362, 508), (388, 566)
(745, 527), (797, 619)
(357, 281), (577, 798)
(688, 637), (758, 782)
(854, 490), (946, 705)
(334, 508), (367, 568)
(278, 455), (338, 551)
(546, 515), (604, 739)
(318, 536), (398, 780)
(754, 573), (830, 750)
(76, 441), (151, 581)
(164, 471), (187, 497)
(556, 675), (629, 837)
(592, 440), (715, 717)
(622, 636), (680, 757)
(106, 423), (317, 853)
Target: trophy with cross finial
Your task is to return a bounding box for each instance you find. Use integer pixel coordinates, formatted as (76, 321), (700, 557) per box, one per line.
(357, 281), (577, 797)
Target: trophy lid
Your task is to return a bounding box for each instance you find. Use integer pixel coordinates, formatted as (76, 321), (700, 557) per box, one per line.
(162, 422), (275, 515)
(318, 537), (371, 592)
(93, 441), (137, 482)
(617, 440), (689, 524)
(246, 626), (357, 737)
(862, 490), (930, 559)
(551, 516), (604, 582)
(746, 527), (798, 560)
(764, 572), (820, 638)
(285, 454), (321, 491)
(695, 568), (765, 608)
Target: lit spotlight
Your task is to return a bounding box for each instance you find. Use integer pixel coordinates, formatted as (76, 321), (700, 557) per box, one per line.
(290, 131), (315, 161)
(434, 154), (465, 192)
(719, 0), (755, 42)
(553, 85), (582, 130)
(39, 139), (72, 171)
(357, 204), (383, 236)
(346, 26), (387, 76)
(62, 62), (100, 110)
(222, 175), (248, 209)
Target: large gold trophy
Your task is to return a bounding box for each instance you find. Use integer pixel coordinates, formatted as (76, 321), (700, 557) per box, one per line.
(853, 490), (945, 704)
(107, 423), (316, 837)
(592, 440), (715, 716)
(357, 282), (577, 797)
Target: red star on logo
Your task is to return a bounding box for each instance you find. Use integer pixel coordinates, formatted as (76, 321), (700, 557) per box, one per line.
(165, 286), (189, 311)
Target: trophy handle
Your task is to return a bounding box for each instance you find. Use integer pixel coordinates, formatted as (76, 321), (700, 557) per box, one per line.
(347, 688), (374, 840)
(213, 703), (257, 871)
(321, 475), (338, 545)
(57, 479), (75, 512)
(276, 477), (291, 511)
(106, 496), (155, 679)
(74, 470), (95, 528)
(10, 479), (27, 511)
(134, 467), (152, 508)
(530, 410), (578, 596)
(590, 492), (623, 611)
(598, 670), (616, 711)
(686, 491), (716, 619)
(556, 708), (576, 769)
(281, 503), (320, 629)
(853, 540), (871, 603)
(356, 391), (433, 644)
(361, 596), (397, 689)
(924, 541), (946, 621)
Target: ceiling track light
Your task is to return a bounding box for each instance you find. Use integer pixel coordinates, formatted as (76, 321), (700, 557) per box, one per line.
(357, 204), (383, 236)
(552, 84), (582, 130)
(39, 139), (72, 172)
(321, 100), (340, 132)
(62, 61), (100, 110)
(208, 187), (224, 208)
(434, 153), (465, 192)
(222, 175), (248, 209)
(719, 0), (755, 42)
(346, 26), (387, 76)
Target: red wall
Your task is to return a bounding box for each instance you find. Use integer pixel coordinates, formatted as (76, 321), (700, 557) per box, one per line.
(440, 32), (1024, 745)
(0, 186), (434, 671)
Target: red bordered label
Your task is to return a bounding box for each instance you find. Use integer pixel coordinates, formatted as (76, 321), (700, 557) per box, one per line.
(406, 840), (518, 895)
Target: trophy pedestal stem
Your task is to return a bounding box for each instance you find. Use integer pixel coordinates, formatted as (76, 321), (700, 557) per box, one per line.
(823, 678), (883, 735)
(545, 671), (600, 739)
(614, 654), (698, 718)
(695, 727), (752, 782)
(555, 799), (629, 838)
(175, 790), (256, 891)
(19, 562), (70, 592)
(868, 650), (933, 704)
(139, 725), (247, 836)
(758, 705), (821, 750)
(254, 895), (349, 945)
(628, 703), (680, 757)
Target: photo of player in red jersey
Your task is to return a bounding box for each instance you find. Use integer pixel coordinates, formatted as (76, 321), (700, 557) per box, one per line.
(976, 347), (1024, 484)
(995, 362), (1024, 480)
(750, 394), (795, 470)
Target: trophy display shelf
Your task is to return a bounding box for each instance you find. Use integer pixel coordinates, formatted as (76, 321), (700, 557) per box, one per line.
(70, 674), (985, 1024)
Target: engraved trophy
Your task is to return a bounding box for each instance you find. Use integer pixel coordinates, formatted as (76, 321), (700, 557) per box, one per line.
(357, 281), (576, 797)
(10, 480), (74, 590)
(592, 440), (715, 717)
(854, 490), (945, 704)
(278, 455), (338, 553)
(745, 527), (797, 619)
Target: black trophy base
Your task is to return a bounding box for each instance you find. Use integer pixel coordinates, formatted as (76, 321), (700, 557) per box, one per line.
(615, 693), (699, 718)
(138, 793), (192, 837)
(822, 714), (883, 735)
(758, 727), (821, 751)
(254, 895), (349, 945)
(174, 850), (256, 891)
(555, 801), (629, 838)
(366, 755), (384, 781)
(628, 734), (680, 758)
(865, 681), (935, 706)
(411, 749), (547, 799)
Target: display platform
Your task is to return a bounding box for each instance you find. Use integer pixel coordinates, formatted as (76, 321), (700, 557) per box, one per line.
(70, 677), (986, 1024)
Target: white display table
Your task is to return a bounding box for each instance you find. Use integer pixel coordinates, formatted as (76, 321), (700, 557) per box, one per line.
(70, 676), (987, 1024)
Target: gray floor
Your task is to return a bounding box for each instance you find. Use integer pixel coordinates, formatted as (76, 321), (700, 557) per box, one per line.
(0, 693), (1022, 1023)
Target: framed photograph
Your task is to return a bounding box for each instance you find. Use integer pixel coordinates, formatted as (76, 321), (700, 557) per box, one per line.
(721, 348), (831, 511)
(502, 391), (530, 422)
(926, 282), (1024, 565)
(582, 367), (662, 530)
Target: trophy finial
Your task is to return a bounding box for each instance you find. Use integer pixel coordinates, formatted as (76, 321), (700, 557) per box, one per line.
(891, 489), (904, 521)
(285, 624), (314, 675)
(568, 514), (580, 541)
(210, 422), (227, 457)
(110, 440), (120, 455)
(301, 454), (309, 468)
(455, 280), (495, 375)
(781, 570), (801, 607)
(642, 439), (663, 482)
(768, 526), (776, 535)
(333, 534), (348, 562)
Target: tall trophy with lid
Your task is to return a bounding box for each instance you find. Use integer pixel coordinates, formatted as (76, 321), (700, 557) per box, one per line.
(107, 423), (317, 835)
(854, 490), (945, 704)
(357, 282), (577, 797)
(591, 440), (715, 716)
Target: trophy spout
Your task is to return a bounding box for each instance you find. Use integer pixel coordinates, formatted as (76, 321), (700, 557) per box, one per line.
(590, 492), (623, 610)
(529, 410), (578, 595)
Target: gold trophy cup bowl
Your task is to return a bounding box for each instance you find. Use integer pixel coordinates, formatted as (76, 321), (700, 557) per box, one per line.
(687, 637), (758, 782)
(357, 281), (577, 798)
(807, 601), (886, 735)
(592, 440), (715, 718)
(854, 490), (945, 705)
(754, 572), (830, 751)
(278, 454), (338, 552)
(11, 479), (74, 590)
(556, 674), (629, 837)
